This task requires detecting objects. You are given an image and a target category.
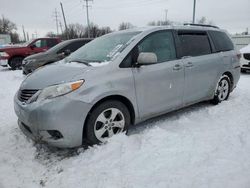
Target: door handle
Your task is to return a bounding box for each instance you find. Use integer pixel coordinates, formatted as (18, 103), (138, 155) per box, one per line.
(185, 62), (193, 67)
(173, 64), (182, 71)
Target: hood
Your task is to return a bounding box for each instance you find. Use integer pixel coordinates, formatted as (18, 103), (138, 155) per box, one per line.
(20, 62), (90, 90)
(240, 44), (250, 54)
(0, 45), (27, 52)
(24, 52), (49, 60)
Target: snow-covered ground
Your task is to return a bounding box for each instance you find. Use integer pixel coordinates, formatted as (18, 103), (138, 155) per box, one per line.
(0, 67), (250, 188)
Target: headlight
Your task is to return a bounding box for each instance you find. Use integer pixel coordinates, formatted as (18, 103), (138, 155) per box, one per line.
(0, 52), (9, 57)
(36, 80), (84, 102)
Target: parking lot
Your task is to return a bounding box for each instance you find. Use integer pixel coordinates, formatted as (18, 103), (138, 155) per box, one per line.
(0, 67), (250, 188)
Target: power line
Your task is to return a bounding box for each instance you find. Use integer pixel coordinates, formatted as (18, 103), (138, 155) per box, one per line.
(94, 0), (165, 10)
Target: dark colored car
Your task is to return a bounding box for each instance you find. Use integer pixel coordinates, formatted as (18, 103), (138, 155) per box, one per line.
(0, 38), (61, 70)
(22, 38), (92, 74)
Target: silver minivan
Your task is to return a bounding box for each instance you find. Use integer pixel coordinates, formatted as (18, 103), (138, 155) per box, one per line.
(14, 25), (241, 148)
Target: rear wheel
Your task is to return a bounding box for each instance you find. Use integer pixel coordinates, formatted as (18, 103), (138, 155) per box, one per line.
(211, 75), (231, 105)
(84, 100), (130, 145)
(9, 57), (24, 70)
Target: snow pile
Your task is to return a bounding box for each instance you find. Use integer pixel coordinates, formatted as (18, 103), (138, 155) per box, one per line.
(89, 61), (110, 67)
(0, 67), (250, 188)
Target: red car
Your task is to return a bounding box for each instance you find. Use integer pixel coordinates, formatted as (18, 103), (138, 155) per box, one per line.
(0, 37), (61, 70)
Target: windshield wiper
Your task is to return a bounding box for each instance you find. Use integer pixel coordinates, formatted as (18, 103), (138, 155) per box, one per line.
(69, 60), (91, 66)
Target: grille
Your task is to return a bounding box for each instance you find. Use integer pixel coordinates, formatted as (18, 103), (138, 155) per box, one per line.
(18, 89), (38, 103)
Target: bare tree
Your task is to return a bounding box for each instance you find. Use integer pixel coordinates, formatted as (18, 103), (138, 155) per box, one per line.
(67, 23), (86, 39)
(0, 16), (17, 34)
(197, 16), (214, 25)
(10, 32), (20, 43)
(46, 31), (57, 38)
(148, 20), (171, 26)
(118, 22), (134, 31)
(89, 24), (112, 37)
(48, 23), (112, 40)
(0, 16), (20, 43)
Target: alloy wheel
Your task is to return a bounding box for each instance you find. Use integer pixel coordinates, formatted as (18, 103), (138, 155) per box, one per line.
(94, 108), (125, 142)
(217, 79), (229, 101)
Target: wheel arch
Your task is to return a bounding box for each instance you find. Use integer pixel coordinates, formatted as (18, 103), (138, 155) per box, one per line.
(222, 71), (234, 91)
(82, 95), (136, 144)
(8, 55), (25, 66)
(44, 61), (55, 65)
(86, 95), (136, 126)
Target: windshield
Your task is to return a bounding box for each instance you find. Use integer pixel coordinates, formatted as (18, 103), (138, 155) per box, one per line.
(67, 31), (141, 63)
(21, 39), (34, 47)
(45, 40), (69, 54)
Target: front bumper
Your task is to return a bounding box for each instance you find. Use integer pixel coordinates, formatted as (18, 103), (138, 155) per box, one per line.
(241, 63), (250, 71)
(240, 58), (250, 71)
(14, 93), (92, 148)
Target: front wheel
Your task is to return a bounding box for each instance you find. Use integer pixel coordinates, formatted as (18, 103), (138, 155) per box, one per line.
(211, 75), (231, 105)
(84, 100), (131, 145)
(9, 57), (24, 70)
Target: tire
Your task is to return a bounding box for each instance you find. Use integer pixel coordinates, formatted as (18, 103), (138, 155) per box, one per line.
(84, 100), (131, 145)
(211, 75), (231, 105)
(9, 57), (24, 70)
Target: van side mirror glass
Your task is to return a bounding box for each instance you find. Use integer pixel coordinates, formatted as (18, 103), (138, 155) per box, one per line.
(137, 52), (157, 65)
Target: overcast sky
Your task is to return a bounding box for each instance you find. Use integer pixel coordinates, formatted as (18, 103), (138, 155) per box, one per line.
(1, 0), (250, 39)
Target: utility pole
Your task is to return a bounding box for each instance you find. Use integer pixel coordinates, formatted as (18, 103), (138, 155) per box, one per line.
(165, 9), (168, 22)
(192, 0), (196, 24)
(26, 32), (29, 41)
(59, 22), (63, 34)
(60, 2), (68, 39)
(22, 25), (26, 41)
(53, 9), (60, 35)
(83, 0), (93, 38)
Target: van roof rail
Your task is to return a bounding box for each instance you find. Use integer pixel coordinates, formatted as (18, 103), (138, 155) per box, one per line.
(183, 23), (219, 29)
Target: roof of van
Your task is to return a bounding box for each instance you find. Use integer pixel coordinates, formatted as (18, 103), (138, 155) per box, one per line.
(122, 25), (221, 33)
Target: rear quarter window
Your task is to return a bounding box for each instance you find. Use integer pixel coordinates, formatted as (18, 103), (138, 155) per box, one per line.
(47, 39), (59, 48)
(209, 31), (234, 52)
(178, 32), (212, 57)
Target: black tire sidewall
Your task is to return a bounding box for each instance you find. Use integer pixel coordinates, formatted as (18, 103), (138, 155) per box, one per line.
(9, 57), (23, 70)
(84, 100), (131, 145)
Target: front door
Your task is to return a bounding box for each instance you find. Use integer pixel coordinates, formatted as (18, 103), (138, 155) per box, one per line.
(30, 39), (48, 55)
(132, 31), (185, 119)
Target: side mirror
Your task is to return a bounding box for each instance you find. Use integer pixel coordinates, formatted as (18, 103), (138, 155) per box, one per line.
(30, 44), (36, 49)
(64, 49), (71, 56)
(137, 52), (157, 65)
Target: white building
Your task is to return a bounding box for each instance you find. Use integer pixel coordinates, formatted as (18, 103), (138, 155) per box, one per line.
(231, 35), (250, 50)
